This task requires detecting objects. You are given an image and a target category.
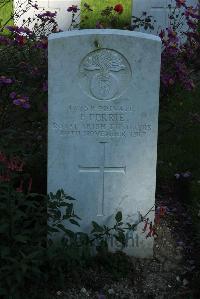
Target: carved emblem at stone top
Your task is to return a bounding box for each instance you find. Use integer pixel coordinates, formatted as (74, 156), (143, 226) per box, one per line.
(79, 49), (132, 101)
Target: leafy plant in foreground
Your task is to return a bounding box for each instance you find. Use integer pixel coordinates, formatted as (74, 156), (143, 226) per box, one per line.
(0, 183), (46, 298)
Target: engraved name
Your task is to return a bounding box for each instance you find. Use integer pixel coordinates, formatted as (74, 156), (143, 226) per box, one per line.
(52, 104), (152, 139)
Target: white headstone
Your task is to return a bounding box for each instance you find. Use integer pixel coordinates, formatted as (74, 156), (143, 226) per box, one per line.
(132, 0), (198, 34)
(14, 0), (80, 30)
(48, 29), (161, 258)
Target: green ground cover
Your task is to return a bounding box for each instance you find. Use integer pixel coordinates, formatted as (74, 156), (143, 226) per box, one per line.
(80, 0), (132, 29)
(0, 0), (13, 28)
(157, 84), (200, 243)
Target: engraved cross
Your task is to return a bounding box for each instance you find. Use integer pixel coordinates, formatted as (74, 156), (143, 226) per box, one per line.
(79, 142), (126, 216)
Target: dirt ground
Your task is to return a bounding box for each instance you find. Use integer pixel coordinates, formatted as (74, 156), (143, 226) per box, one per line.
(50, 185), (200, 299)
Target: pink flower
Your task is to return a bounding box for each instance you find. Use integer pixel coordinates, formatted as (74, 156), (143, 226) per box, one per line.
(35, 39), (48, 49)
(161, 74), (175, 87)
(166, 28), (179, 42)
(9, 92), (17, 99)
(184, 79), (195, 90)
(11, 94), (31, 109)
(6, 25), (32, 35)
(67, 5), (78, 13)
(0, 36), (11, 45)
(96, 21), (104, 29)
(159, 30), (165, 40)
(187, 19), (197, 30)
(5, 25), (18, 33)
(0, 76), (13, 85)
(37, 11), (57, 20)
(42, 81), (48, 92)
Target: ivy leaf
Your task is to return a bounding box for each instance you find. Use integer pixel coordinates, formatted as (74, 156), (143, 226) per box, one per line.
(56, 189), (61, 198)
(57, 224), (75, 238)
(66, 203), (73, 215)
(47, 226), (59, 233)
(66, 195), (76, 201)
(115, 231), (126, 246)
(69, 219), (80, 227)
(115, 211), (122, 223)
(91, 221), (104, 233)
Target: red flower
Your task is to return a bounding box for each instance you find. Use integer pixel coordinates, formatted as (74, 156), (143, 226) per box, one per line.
(114, 4), (123, 14)
(16, 35), (27, 46)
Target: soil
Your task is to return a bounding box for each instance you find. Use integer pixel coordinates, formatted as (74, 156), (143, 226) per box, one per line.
(49, 184), (200, 299)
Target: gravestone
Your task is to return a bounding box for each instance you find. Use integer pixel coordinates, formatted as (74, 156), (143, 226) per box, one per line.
(48, 29), (161, 257)
(132, 0), (198, 35)
(14, 0), (80, 30)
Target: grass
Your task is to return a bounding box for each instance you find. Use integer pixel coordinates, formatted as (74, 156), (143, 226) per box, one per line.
(0, 0), (13, 30)
(80, 0), (132, 29)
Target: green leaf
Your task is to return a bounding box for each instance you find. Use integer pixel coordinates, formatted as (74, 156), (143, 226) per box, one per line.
(115, 231), (126, 245)
(59, 202), (68, 207)
(69, 219), (80, 226)
(118, 221), (123, 226)
(131, 224), (137, 230)
(57, 224), (75, 237)
(47, 226), (59, 233)
(66, 195), (76, 201)
(66, 203), (73, 215)
(73, 214), (81, 220)
(115, 211), (122, 222)
(96, 239), (108, 253)
(56, 189), (61, 198)
(91, 221), (104, 233)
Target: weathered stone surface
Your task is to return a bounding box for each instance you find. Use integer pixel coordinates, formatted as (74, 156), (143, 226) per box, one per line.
(132, 0), (198, 35)
(14, 0), (80, 30)
(48, 29), (161, 257)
